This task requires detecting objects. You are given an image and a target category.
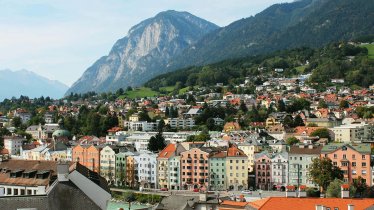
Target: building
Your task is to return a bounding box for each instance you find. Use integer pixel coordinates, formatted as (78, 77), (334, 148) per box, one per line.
(124, 121), (158, 131)
(72, 145), (102, 173)
(26, 124), (59, 140)
(115, 152), (127, 186)
(270, 152), (288, 191)
(135, 151), (157, 188)
(331, 123), (374, 143)
(4, 136), (26, 156)
(223, 122), (241, 133)
(255, 152), (272, 190)
(321, 143), (371, 184)
(180, 147), (210, 190)
(164, 118), (195, 129)
(126, 153), (139, 188)
(238, 139), (263, 172)
(209, 151), (227, 191)
(288, 144), (322, 187)
(99, 146), (118, 185)
(226, 145), (248, 191)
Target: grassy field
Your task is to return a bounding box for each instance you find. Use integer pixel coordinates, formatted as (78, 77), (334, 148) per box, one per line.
(119, 87), (159, 99)
(295, 65), (307, 73)
(363, 44), (374, 59)
(159, 86), (174, 92)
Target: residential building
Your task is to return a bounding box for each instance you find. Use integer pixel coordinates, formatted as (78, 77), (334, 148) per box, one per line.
(226, 145), (248, 191)
(331, 122), (374, 142)
(72, 145), (101, 173)
(164, 118), (195, 129)
(321, 143), (371, 184)
(135, 151), (157, 188)
(255, 152), (272, 190)
(209, 151), (227, 191)
(271, 152), (288, 191)
(126, 153), (139, 188)
(238, 139), (263, 172)
(115, 152), (127, 186)
(180, 147), (210, 190)
(100, 146), (118, 185)
(289, 144), (322, 187)
(4, 136), (26, 156)
(223, 122), (241, 133)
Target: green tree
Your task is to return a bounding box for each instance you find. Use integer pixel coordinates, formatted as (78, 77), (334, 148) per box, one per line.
(310, 128), (331, 141)
(157, 119), (165, 133)
(283, 115), (294, 128)
(318, 99), (328, 109)
(293, 115), (305, 127)
(12, 117), (22, 128)
(147, 133), (166, 152)
(286, 137), (299, 146)
(309, 157), (344, 193)
(326, 179), (344, 198)
(124, 192), (136, 210)
(239, 101), (248, 113)
(353, 176), (368, 197)
(339, 100), (349, 109)
(277, 100), (286, 112)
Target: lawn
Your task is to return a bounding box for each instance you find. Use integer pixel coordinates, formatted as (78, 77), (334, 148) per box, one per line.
(118, 87), (159, 99)
(295, 65), (307, 73)
(159, 86), (174, 92)
(363, 44), (374, 59)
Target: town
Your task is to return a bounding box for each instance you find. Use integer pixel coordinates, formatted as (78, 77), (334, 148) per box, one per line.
(1, 44), (374, 209)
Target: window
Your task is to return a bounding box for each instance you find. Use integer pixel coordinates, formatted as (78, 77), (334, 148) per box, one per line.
(362, 170), (367, 175)
(352, 162), (356, 167)
(352, 154), (356, 159)
(343, 154), (346, 159)
(362, 162), (367, 167)
(334, 154), (337, 159)
(362, 155), (366, 160)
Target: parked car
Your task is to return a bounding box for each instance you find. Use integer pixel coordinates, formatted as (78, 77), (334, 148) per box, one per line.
(160, 188), (168, 191)
(241, 190), (252, 195)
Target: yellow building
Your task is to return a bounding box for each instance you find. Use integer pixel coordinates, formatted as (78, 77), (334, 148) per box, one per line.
(226, 145), (248, 191)
(238, 140), (262, 172)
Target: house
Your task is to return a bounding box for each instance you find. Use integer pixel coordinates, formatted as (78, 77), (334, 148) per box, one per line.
(255, 151), (272, 190)
(226, 145), (248, 191)
(223, 122), (241, 133)
(3, 136), (26, 156)
(321, 143), (371, 184)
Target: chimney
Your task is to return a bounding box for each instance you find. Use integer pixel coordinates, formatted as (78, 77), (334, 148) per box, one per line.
(308, 144), (313, 149)
(199, 193), (207, 202)
(298, 185), (307, 198)
(341, 184), (350, 198)
(286, 185), (297, 198)
(315, 205), (326, 210)
(57, 162), (70, 182)
(348, 204), (354, 210)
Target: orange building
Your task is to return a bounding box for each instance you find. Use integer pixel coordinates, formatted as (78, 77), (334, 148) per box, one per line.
(126, 155), (137, 188)
(72, 145), (101, 173)
(321, 143), (371, 184)
(180, 147), (210, 190)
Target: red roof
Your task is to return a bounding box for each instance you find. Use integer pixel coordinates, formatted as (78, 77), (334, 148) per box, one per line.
(227, 145), (247, 157)
(157, 144), (176, 159)
(0, 148), (9, 155)
(248, 197), (374, 210)
(107, 127), (122, 133)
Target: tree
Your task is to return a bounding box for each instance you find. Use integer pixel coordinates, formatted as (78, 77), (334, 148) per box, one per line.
(147, 133), (166, 152)
(157, 119), (165, 133)
(339, 100), (349, 109)
(12, 117), (22, 128)
(283, 115), (294, 128)
(326, 179), (344, 198)
(310, 128), (331, 141)
(309, 157), (344, 192)
(293, 115), (305, 127)
(206, 118), (215, 131)
(286, 137), (299, 146)
(353, 176), (368, 197)
(124, 192), (136, 210)
(318, 99), (328, 109)
(277, 100), (286, 112)
(239, 101), (248, 113)
(165, 107), (170, 118)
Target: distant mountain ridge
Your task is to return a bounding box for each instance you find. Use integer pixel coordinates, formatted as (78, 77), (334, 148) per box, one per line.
(0, 69), (68, 100)
(66, 10), (219, 94)
(168, 0), (374, 69)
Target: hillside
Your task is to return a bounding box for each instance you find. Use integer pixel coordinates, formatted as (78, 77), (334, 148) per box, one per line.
(145, 41), (374, 92)
(168, 0), (374, 70)
(66, 10), (218, 94)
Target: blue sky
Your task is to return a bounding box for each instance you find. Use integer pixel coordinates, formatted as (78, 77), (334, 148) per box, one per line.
(0, 0), (289, 86)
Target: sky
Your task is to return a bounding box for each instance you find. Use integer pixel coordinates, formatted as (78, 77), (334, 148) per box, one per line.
(0, 0), (289, 87)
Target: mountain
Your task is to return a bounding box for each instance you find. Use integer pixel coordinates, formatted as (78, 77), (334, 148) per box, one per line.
(169, 0), (374, 69)
(67, 10), (219, 94)
(0, 69), (68, 100)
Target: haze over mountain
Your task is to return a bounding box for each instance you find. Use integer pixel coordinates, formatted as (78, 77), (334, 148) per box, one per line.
(66, 10), (218, 94)
(0, 69), (68, 100)
(67, 0), (374, 94)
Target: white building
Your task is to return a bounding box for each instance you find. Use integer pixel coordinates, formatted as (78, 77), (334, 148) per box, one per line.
(164, 118), (195, 129)
(271, 152), (288, 189)
(124, 121), (158, 132)
(330, 122), (374, 143)
(134, 152), (157, 188)
(4, 136), (26, 156)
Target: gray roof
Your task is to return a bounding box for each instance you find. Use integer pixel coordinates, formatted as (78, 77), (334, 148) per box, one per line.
(156, 195), (199, 210)
(0, 182), (102, 210)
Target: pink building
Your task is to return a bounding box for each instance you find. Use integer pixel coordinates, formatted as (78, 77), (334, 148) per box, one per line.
(180, 148), (210, 190)
(255, 152), (272, 190)
(321, 143), (371, 184)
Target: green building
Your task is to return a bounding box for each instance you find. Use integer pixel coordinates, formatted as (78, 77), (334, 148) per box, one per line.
(209, 151), (227, 191)
(115, 153), (127, 186)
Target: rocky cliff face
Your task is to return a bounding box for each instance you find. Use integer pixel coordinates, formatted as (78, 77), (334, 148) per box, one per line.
(67, 10), (218, 94)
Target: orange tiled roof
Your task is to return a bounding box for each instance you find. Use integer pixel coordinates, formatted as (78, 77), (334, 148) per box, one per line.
(227, 146), (246, 157)
(220, 200), (248, 207)
(248, 197), (374, 210)
(158, 144), (176, 159)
